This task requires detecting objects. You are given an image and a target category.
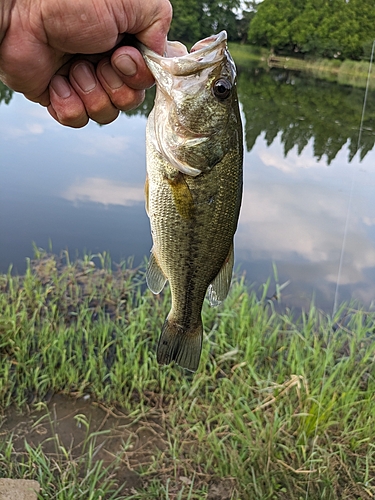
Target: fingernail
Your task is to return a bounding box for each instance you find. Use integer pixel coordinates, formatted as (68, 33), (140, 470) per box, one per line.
(115, 54), (137, 77)
(72, 63), (96, 92)
(100, 62), (124, 89)
(50, 75), (71, 98)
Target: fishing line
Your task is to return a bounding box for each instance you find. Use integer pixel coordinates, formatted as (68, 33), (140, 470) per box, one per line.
(333, 39), (375, 315)
(305, 40), (375, 499)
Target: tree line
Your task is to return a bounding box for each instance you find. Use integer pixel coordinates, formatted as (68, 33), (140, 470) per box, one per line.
(247, 0), (375, 60)
(168, 0), (375, 61)
(0, 1), (372, 64)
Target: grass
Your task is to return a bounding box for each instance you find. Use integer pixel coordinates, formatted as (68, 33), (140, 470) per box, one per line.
(1, 250), (375, 498)
(0, 433), (125, 499)
(268, 54), (375, 89)
(227, 43), (269, 69)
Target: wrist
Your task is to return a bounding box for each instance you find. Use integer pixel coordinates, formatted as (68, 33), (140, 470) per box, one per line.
(0, 0), (15, 45)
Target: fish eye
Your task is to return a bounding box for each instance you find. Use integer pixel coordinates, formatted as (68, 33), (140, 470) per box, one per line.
(212, 78), (232, 100)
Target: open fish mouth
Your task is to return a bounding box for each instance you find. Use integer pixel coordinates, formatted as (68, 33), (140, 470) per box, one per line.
(137, 31), (228, 77)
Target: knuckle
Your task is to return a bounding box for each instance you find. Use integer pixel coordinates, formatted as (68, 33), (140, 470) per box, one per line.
(112, 88), (145, 111)
(58, 109), (89, 128)
(93, 109), (119, 125)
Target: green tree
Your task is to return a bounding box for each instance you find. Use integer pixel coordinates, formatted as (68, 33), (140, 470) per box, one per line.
(235, 8), (255, 43)
(168, 0), (202, 41)
(248, 0), (375, 60)
(349, 0), (375, 61)
(248, 0), (305, 52)
(169, 0), (243, 42)
(312, 0), (361, 59)
(200, 0), (241, 39)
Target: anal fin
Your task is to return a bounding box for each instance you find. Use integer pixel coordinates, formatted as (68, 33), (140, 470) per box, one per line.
(146, 250), (167, 294)
(207, 243), (234, 307)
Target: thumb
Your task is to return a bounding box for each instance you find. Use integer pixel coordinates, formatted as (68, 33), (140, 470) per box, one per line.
(127, 0), (172, 55)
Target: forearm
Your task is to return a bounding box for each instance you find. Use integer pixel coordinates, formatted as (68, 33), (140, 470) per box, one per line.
(0, 0), (15, 44)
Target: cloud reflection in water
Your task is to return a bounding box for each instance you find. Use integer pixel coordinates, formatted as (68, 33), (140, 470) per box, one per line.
(62, 177), (144, 207)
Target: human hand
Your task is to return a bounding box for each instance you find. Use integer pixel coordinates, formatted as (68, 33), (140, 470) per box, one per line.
(0, 0), (172, 127)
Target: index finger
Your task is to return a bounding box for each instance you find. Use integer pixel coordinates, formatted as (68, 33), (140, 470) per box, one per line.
(111, 45), (155, 90)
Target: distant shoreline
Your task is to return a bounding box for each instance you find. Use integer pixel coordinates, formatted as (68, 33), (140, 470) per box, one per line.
(268, 54), (375, 89)
(227, 42), (375, 90)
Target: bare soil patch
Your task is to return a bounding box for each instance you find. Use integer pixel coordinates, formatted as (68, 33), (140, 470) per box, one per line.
(1, 394), (166, 494)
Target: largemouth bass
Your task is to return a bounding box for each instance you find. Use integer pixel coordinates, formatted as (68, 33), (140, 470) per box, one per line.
(139, 31), (243, 371)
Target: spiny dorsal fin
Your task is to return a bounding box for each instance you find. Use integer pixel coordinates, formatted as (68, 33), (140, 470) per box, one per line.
(146, 250), (167, 294)
(207, 243), (234, 307)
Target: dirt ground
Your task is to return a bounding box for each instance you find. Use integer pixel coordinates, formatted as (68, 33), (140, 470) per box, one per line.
(1, 394), (166, 494)
(0, 478), (40, 500)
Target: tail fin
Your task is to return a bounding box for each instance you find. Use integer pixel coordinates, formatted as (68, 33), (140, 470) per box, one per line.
(157, 316), (203, 372)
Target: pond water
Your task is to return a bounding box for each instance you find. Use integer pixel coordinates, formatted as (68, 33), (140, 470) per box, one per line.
(1, 66), (375, 312)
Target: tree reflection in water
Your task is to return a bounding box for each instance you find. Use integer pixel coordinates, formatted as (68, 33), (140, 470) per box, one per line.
(0, 81), (13, 106)
(238, 67), (375, 164)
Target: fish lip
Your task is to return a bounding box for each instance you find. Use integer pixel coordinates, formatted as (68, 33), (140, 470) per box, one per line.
(137, 31), (228, 77)
(189, 31), (227, 54)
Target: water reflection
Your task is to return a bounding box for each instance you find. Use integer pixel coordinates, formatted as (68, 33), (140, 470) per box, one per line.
(62, 178), (144, 206)
(238, 135), (375, 309)
(1, 68), (375, 311)
(4, 67), (375, 162)
(239, 68), (375, 163)
(0, 81), (12, 105)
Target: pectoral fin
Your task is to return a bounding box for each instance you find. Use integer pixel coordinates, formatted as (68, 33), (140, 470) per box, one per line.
(207, 243), (234, 307)
(167, 172), (195, 219)
(146, 250), (167, 294)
